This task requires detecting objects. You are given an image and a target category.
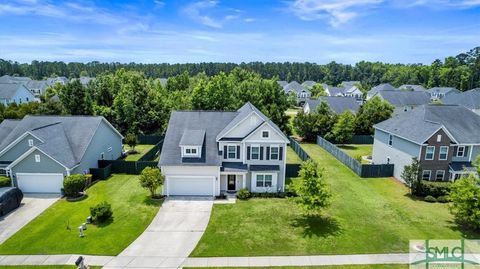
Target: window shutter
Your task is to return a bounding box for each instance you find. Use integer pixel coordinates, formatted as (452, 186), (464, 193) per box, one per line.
(236, 145), (240, 159)
(247, 146), (250, 160)
(223, 146), (227, 158)
(266, 147), (270, 160)
(260, 147), (264, 160)
(279, 147), (283, 161)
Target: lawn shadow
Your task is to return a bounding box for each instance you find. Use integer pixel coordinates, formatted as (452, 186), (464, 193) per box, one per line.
(291, 215), (342, 238)
(446, 220), (480, 239)
(337, 145), (357, 150)
(403, 193), (424, 202)
(96, 217), (114, 228)
(143, 196), (164, 207)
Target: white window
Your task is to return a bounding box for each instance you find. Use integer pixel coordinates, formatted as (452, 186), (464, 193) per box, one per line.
(425, 146), (435, 160)
(227, 145), (236, 159)
(28, 139), (34, 147)
(437, 135), (442, 142)
(422, 170), (431, 180)
(262, 130), (269, 138)
(270, 146), (279, 160)
(388, 135), (393, 146)
(457, 146), (465, 157)
(183, 147), (199, 157)
(435, 170), (445, 181)
(185, 148), (197, 154)
(439, 146), (448, 160)
(35, 154), (40, 162)
(256, 174), (273, 187)
(251, 146), (260, 160)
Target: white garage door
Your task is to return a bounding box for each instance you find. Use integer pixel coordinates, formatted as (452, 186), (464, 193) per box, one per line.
(16, 173), (64, 193)
(168, 176), (214, 196)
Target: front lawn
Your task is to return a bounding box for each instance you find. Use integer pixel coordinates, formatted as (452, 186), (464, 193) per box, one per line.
(191, 143), (478, 257)
(337, 144), (373, 164)
(0, 174), (161, 255)
(185, 266), (407, 269)
(0, 267), (100, 269)
(123, 144), (156, 161)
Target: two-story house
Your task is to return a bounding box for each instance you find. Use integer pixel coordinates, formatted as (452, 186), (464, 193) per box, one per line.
(0, 83), (36, 106)
(0, 116), (123, 193)
(283, 81), (311, 105)
(372, 105), (480, 181)
(371, 90), (431, 115)
(159, 102), (290, 197)
(303, 97), (360, 114)
(443, 88), (480, 115)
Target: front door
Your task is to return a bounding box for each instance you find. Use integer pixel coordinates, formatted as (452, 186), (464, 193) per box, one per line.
(227, 175), (236, 191)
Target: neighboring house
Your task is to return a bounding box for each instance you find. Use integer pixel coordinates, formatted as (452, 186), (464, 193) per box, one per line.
(159, 102), (290, 197)
(442, 88), (480, 115)
(0, 75), (31, 84)
(367, 83), (397, 100)
(0, 83), (36, 106)
(372, 105), (480, 181)
(303, 97), (360, 114)
(25, 80), (49, 97)
(341, 81), (360, 89)
(78, 76), (95, 86)
(427, 87), (460, 100)
(399, 85), (426, 92)
(283, 81), (311, 105)
(324, 86), (345, 97)
(0, 116), (123, 193)
(342, 84), (363, 101)
(46, 76), (69, 87)
(277, 81), (288, 88)
(372, 90), (430, 115)
(302, 80), (316, 89)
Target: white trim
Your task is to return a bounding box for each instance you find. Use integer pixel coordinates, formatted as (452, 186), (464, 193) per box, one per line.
(425, 146), (435, 160)
(469, 145), (474, 161)
(216, 111), (256, 141)
(6, 146), (70, 171)
(422, 170), (431, 180)
(34, 154), (40, 162)
(0, 132), (44, 158)
(251, 172), (277, 192)
(457, 146), (465, 157)
(250, 144), (260, 160)
(435, 170), (445, 181)
(270, 145), (280, 160)
(101, 117), (124, 139)
(374, 126), (425, 146)
(165, 175), (216, 197)
(439, 146), (448, 160)
(243, 121), (290, 143)
(226, 144), (237, 159)
(261, 130), (270, 139)
(28, 139), (34, 147)
(16, 172), (64, 176)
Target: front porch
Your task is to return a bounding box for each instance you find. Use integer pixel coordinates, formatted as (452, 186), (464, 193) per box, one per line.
(220, 173), (247, 193)
(449, 162), (478, 181)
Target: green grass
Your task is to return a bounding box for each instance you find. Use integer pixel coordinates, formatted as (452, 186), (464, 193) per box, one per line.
(191, 143), (478, 257)
(123, 144), (156, 161)
(0, 174), (161, 255)
(0, 267), (101, 269)
(183, 264), (409, 269)
(287, 147), (303, 164)
(337, 144), (373, 164)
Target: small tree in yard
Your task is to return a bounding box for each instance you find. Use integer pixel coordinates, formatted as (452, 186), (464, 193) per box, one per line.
(295, 160), (331, 216)
(125, 133), (138, 151)
(328, 111), (355, 144)
(401, 157), (421, 194)
(449, 174), (480, 230)
(139, 167), (164, 198)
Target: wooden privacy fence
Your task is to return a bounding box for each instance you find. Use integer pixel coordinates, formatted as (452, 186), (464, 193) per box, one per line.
(98, 160), (158, 175)
(316, 136), (393, 178)
(138, 140), (163, 161)
(90, 164), (112, 180)
(348, 135), (374, 144)
(137, 135), (163, 145)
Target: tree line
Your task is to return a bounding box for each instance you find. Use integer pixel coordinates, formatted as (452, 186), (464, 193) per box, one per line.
(1, 47), (479, 91)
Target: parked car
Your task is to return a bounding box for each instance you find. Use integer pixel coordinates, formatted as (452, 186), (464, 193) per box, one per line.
(0, 187), (24, 216)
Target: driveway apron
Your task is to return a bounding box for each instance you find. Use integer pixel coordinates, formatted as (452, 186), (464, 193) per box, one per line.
(103, 196), (213, 269)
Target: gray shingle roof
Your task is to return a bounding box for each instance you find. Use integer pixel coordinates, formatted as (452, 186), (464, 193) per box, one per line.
(427, 87), (460, 95)
(443, 88), (480, 109)
(301, 81), (316, 88)
(368, 83), (397, 96)
(0, 116), (117, 168)
(306, 97), (360, 114)
(179, 130), (205, 146)
(284, 81), (310, 94)
(0, 75), (31, 83)
(341, 81), (359, 89)
(399, 85), (426, 92)
(0, 120), (20, 142)
(0, 83), (29, 99)
(375, 90), (430, 106)
(160, 102), (288, 167)
(327, 86), (345, 96)
(374, 105), (480, 144)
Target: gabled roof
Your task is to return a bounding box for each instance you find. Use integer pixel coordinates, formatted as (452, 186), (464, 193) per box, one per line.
(427, 87), (460, 95)
(302, 81), (316, 88)
(374, 105), (480, 145)
(0, 75), (31, 83)
(341, 81), (359, 89)
(368, 83), (397, 96)
(443, 88), (480, 109)
(160, 103), (288, 167)
(284, 81), (310, 94)
(374, 90), (430, 106)
(0, 83), (31, 99)
(277, 81), (288, 87)
(0, 116), (122, 168)
(306, 97), (360, 114)
(400, 85), (426, 92)
(179, 130), (205, 146)
(326, 86), (345, 96)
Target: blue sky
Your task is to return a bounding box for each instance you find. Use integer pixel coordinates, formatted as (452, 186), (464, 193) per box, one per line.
(0, 0), (479, 64)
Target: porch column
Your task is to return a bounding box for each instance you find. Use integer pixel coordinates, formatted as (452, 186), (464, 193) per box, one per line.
(242, 174), (246, 189)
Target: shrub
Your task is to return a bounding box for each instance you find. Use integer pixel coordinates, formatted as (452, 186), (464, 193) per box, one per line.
(424, 195), (437, 203)
(236, 188), (251, 200)
(449, 175), (480, 230)
(437, 196), (450, 203)
(138, 167), (163, 197)
(250, 192), (288, 198)
(0, 176), (11, 187)
(414, 180), (451, 198)
(90, 201), (113, 223)
(63, 174), (86, 198)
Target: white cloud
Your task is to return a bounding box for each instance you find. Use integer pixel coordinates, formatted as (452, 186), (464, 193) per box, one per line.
(288, 0), (383, 26)
(182, 1), (246, 28)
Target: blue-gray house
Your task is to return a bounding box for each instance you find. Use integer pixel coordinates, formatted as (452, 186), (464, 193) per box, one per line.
(0, 116), (123, 193)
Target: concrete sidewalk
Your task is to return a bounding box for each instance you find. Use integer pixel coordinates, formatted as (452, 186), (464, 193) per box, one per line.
(183, 254), (410, 267)
(0, 253), (410, 268)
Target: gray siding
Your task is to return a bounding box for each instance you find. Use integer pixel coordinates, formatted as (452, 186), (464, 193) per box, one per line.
(72, 120), (122, 174)
(11, 149), (67, 186)
(375, 129), (419, 157)
(244, 142), (286, 191)
(452, 145), (480, 162)
(0, 134), (42, 162)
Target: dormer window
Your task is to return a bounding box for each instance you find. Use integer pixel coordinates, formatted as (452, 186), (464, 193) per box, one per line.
(184, 147), (198, 156)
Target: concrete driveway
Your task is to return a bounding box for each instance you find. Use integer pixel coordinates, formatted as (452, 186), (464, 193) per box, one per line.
(0, 194), (60, 244)
(103, 196), (213, 269)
